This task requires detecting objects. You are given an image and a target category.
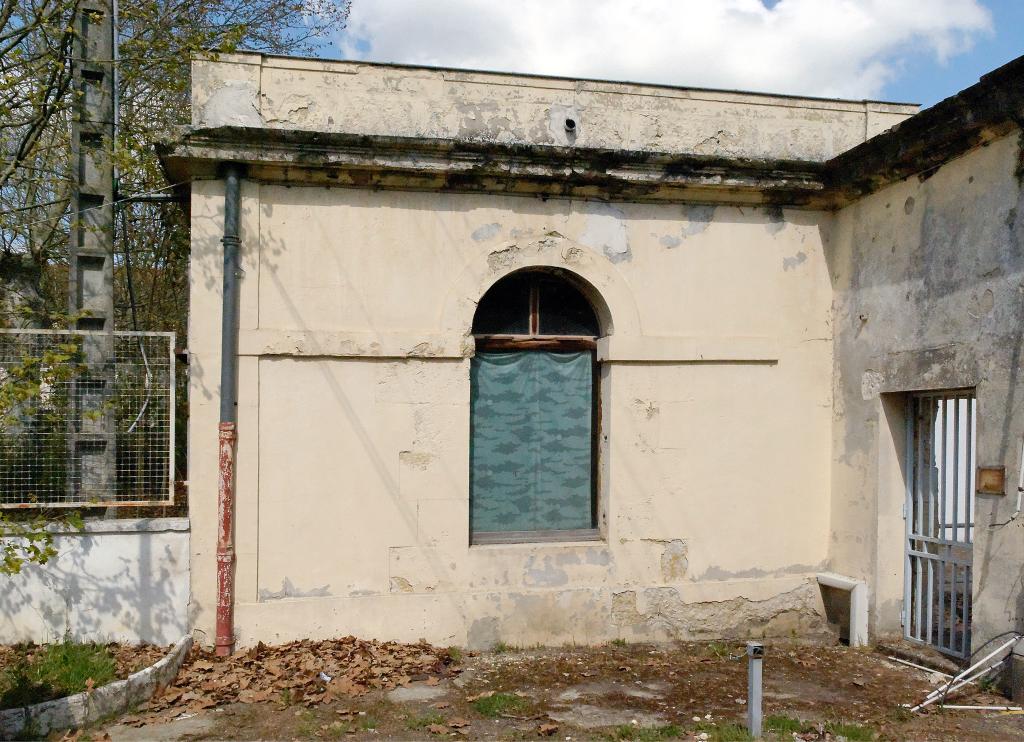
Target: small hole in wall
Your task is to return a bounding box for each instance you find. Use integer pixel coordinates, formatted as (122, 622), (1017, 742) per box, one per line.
(564, 118), (577, 133)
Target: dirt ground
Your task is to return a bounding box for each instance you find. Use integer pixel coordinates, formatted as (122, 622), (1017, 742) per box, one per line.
(98, 640), (1024, 741)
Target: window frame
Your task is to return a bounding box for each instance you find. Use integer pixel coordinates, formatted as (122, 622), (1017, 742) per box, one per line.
(470, 272), (602, 546)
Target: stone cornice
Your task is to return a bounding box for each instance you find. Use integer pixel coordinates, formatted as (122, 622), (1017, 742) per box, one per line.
(159, 126), (830, 207)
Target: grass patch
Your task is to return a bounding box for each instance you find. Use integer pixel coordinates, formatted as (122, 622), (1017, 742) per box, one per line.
(446, 646), (463, 663)
(470, 692), (528, 717)
(609, 723), (682, 740)
(325, 722), (351, 740)
(294, 708), (319, 737)
(825, 721), (875, 741)
(764, 715), (804, 734)
(491, 641), (515, 654)
(609, 638), (628, 647)
(0, 640), (116, 708)
(705, 641), (731, 659)
(406, 712), (446, 730)
(693, 721), (753, 741)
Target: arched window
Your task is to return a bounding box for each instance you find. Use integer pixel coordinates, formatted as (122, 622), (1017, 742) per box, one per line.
(470, 270), (601, 543)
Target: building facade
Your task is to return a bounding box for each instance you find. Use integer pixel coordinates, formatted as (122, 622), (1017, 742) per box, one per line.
(163, 54), (1024, 665)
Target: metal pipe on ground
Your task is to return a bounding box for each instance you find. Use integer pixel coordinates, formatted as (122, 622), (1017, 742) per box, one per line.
(910, 634), (1021, 712)
(215, 164), (243, 657)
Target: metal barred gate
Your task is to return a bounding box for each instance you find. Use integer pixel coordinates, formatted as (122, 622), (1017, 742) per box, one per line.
(904, 390), (976, 658)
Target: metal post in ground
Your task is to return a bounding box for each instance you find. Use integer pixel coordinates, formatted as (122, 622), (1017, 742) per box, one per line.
(747, 642), (764, 738)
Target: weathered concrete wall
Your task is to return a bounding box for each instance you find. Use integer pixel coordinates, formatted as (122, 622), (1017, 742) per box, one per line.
(188, 177), (836, 648)
(829, 131), (1024, 649)
(192, 54), (916, 163)
(0, 519), (190, 645)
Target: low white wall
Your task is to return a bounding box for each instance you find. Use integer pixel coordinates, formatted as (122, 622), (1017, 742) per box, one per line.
(0, 518), (189, 646)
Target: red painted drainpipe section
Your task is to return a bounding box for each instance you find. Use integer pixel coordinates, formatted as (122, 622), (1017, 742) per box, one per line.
(215, 164), (242, 656)
(215, 421), (237, 655)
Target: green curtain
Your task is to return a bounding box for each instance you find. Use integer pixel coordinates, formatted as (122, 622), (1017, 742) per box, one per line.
(470, 350), (594, 534)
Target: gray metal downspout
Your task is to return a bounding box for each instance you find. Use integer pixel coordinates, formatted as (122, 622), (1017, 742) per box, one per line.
(219, 165), (242, 424)
(215, 164), (242, 655)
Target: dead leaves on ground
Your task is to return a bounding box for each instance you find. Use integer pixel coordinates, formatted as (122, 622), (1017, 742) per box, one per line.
(120, 636), (459, 727)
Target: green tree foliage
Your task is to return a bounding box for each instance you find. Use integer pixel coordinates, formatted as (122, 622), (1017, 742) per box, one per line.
(1, 0), (352, 333)
(2, 0), (350, 564)
(0, 328), (86, 574)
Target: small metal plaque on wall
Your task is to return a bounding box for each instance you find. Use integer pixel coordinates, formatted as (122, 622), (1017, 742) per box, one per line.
(977, 466), (1005, 495)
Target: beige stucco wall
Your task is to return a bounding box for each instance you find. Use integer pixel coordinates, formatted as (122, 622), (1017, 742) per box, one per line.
(192, 53), (916, 162)
(188, 179), (837, 648)
(829, 131), (1024, 649)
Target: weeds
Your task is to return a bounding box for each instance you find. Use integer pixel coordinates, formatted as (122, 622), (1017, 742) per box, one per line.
(325, 721), (350, 740)
(492, 641), (515, 654)
(609, 638), (628, 647)
(406, 712), (446, 730)
(470, 692), (528, 717)
(825, 721), (875, 741)
(705, 642), (731, 659)
(294, 708), (318, 737)
(693, 721), (753, 741)
(609, 723), (682, 740)
(446, 646), (463, 663)
(0, 640), (116, 708)
(764, 715), (804, 734)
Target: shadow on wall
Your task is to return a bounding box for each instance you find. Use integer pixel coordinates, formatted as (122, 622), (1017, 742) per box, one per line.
(0, 519), (190, 646)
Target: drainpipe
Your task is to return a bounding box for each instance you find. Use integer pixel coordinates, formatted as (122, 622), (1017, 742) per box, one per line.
(215, 164), (243, 656)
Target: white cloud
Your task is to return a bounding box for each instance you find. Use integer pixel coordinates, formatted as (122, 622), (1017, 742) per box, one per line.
(337, 0), (992, 100)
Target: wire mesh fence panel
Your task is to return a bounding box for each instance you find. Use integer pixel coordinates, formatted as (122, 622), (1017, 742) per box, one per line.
(0, 330), (174, 507)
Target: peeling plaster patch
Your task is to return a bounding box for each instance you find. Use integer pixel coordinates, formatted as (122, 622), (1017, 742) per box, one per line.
(765, 205), (786, 234)
(861, 370), (884, 400)
(659, 540), (688, 581)
(696, 562), (825, 581)
(471, 223), (501, 242)
(561, 245), (586, 264)
(682, 205), (716, 237)
(487, 245), (520, 272)
(390, 577), (413, 593)
(969, 289), (996, 319)
(580, 203), (630, 263)
(584, 548), (611, 566)
(633, 399), (659, 420)
(627, 582), (827, 640)
(659, 234), (682, 248)
(467, 616), (500, 650)
(201, 81), (262, 127)
(455, 101), (503, 140)
(782, 252), (807, 271)
(692, 129), (727, 153)
(399, 451), (434, 470)
(258, 577), (331, 601)
(548, 104), (581, 146)
(524, 556), (569, 587)
(611, 590), (642, 625)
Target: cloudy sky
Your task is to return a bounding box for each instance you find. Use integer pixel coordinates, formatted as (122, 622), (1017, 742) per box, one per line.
(332, 0), (1023, 106)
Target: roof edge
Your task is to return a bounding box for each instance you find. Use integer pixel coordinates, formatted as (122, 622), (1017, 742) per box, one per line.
(827, 54), (1024, 201)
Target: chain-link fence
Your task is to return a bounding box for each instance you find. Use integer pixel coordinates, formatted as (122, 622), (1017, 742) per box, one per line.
(0, 330), (174, 507)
